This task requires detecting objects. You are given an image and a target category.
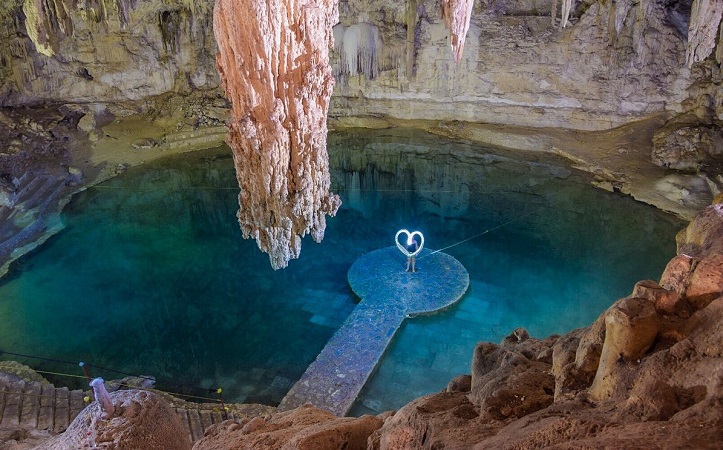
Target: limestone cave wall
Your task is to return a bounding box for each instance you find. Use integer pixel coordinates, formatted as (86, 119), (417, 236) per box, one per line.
(0, 0), (720, 132)
(0, 0), (221, 118)
(330, 0), (721, 130)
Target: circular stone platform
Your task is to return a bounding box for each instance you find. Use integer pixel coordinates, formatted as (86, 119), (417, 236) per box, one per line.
(348, 246), (470, 315)
(279, 246), (469, 416)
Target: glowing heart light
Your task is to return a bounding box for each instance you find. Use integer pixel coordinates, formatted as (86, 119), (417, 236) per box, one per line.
(395, 229), (424, 258)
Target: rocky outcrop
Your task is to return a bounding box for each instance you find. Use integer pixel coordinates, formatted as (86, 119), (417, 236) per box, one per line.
(213, 0), (341, 269)
(372, 202), (722, 448)
(36, 389), (192, 450)
(686, 0), (723, 67)
(2, 0), (218, 112)
(1, 0), (719, 131)
(330, 0), (721, 131)
(652, 122), (723, 172)
(0, 107), (81, 276)
(192, 404), (383, 450)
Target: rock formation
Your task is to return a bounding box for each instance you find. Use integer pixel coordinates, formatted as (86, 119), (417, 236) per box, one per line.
(3, 0), (217, 110)
(330, 0), (720, 128)
(213, 0), (341, 269)
(686, 0), (723, 67)
(440, 0), (474, 62)
(192, 405), (383, 450)
(0, 0), (721, 444)
(36, 389), (191, 450)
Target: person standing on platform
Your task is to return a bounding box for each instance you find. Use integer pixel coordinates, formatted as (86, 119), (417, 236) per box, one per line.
(406, 236), (419, 272)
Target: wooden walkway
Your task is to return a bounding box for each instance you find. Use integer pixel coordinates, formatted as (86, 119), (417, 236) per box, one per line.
(0, 375), (269, 444)
(278, 247), (469, 416)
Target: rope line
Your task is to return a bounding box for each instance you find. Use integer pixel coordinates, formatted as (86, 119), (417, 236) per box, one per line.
(1, 349), (223, 403)
(3, 368), (224, 403)
(34, 370), (87, 380)
(0, 350), (80, 367)
(0, 386), (223, 405)
(418, 206), (544, 260)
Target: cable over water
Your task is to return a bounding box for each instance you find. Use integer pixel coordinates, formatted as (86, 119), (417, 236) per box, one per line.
(418, 206), (545, 260)
(0, 348), (225, 403)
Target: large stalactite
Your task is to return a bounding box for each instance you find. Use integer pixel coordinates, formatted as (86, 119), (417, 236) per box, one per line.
(686, 0), (723, 67)
(440, 0), (475, 63)
(213, 0), (341, 270)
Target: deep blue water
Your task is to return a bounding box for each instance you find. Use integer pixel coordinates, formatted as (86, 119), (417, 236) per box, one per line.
(0, 129), (684, 414)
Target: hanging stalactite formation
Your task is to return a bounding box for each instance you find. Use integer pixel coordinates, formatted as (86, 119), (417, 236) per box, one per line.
(21, 0), (142, 56)
(686, 0), (723, 67)
(213, 0), (341, 270)
(440, 0), (474, 63)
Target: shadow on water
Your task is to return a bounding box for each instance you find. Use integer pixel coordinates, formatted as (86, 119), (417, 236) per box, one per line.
(0, 129), (684, 413)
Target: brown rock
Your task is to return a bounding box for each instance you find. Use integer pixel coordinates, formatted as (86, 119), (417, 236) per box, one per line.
(36, 390), (191, 450)
(551, 328), (584, 399)
(676, 204), (723, 258)
(372, 391), (494, 450)
(660, 254), (695, 297)
(470, 342), (554, 420)
(447, 375), (471, 393)
(500, 328), (557, 363)
(614, 297), (723, 423)
(632, 279), (688, 317)
(192, 404), (382, 450)
(685, 255), (723, 309)
(574, 314), (606, 379)
(590, 297), (661, 401)
(681, 296), (723, 358)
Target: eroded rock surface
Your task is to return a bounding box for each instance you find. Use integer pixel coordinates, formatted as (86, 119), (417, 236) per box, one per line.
(330, 0), (721, 132)
(36, 389), (191, 450)
(192, 405), (382, 450)
(652, 123), (723, 172)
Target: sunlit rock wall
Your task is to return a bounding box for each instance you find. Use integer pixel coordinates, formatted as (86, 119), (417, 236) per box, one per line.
(0, 0), (219, 114)
(330, 0), (722, 130)
(0, 0), (720, 131)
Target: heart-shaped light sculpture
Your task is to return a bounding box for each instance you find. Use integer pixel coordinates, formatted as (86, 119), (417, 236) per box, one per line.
(395, 229), (425, 258)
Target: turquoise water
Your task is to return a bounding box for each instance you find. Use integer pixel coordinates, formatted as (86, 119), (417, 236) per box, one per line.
(0, 129), (684, 413)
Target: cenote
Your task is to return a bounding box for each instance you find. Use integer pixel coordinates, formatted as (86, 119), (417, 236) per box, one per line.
(0, 129), (684, 416)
